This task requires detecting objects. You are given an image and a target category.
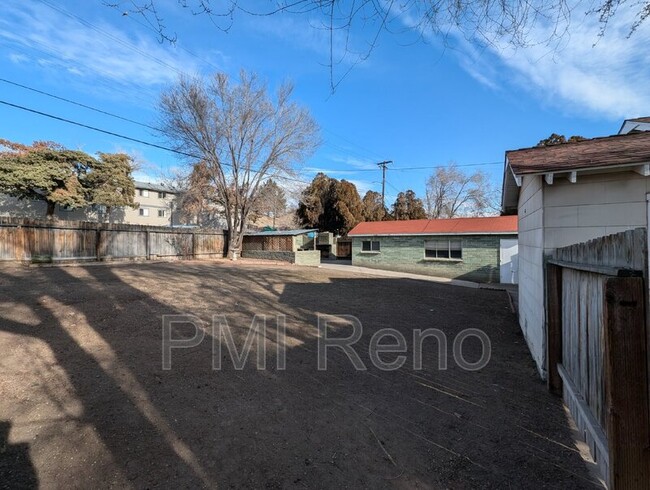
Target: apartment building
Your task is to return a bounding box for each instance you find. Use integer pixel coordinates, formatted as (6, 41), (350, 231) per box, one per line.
(127, 181), (177, 226)
(0, 181), (178, 226)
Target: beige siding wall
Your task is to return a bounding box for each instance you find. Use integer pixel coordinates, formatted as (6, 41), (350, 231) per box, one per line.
(126, 190), (175, 226)
(518, 169), (650, 378)
(517, 174), (546, 376)
(543, 171), (649, 251)
(1, 188), (178, 226)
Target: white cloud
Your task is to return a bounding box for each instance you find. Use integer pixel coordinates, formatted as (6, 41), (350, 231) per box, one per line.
(346, 179), (376, 196)
(327, 154), (378, 170)
(8, 53), (28, 64)
(244, 11), (373, 77)
(0, 1), (224, 91)
(446, 2), (650, 119)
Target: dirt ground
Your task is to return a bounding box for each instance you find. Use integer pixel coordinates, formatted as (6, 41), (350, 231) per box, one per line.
(0, 261), (601, 489)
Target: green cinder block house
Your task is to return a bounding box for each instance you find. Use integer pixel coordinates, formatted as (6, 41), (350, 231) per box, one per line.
(348, 216), (518, 283)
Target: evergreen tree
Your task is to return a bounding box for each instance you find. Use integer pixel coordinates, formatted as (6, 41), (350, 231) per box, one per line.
(392, 189), (427, 220)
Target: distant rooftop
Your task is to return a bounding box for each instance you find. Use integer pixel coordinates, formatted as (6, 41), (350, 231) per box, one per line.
(134, 181), (177, 193)
(619, 117), (650, 135)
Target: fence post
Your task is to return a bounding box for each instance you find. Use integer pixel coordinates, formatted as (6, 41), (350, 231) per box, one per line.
(604, 276), (650, 489)
(546, 262), (563, 395)
(96, 224), (106, 261)
(14, 225), (27, 262)
(191, 232), (197, 259)
(146, 230), (151, 260)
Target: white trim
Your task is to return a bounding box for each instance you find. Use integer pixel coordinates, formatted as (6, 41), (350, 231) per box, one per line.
(515, 159), (650, 178)
(544, 173), (554, 185)
(350, 231), (517, 237)
(510, 163), (522, 187)
(634, 163), (650, 176)
(567, 171), (577, 183)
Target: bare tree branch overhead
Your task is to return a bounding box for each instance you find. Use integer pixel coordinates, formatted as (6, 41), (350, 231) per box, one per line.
(102, 0), (647, 90)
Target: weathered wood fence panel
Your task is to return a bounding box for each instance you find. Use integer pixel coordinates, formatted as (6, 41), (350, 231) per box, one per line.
(546, 227), (649, 488)
(102, 230), (148, 259)
(149, 231), (193, 258)
(561, 268), (607, 431)
(242, 236), (293, 252)
(0, 226), (17, 260)
(604, 276), (650, 488)
(0, 217), (226, 263)
(194, 232), (226, 257)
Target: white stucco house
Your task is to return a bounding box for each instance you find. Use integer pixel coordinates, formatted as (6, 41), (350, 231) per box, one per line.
(501, 123), (650, 376)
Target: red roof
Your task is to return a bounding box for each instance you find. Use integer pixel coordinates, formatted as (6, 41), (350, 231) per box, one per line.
(348, 216), (518, 236)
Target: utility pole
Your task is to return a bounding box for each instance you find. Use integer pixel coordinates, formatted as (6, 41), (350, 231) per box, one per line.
(376, 160), (392, 211)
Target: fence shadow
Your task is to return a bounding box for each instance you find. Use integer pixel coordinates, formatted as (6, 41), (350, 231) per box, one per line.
(0, 262), (602, 488)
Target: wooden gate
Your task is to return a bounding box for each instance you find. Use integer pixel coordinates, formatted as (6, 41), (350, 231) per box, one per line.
(546, 229), (650, 488)
(336, 239), (352, 259)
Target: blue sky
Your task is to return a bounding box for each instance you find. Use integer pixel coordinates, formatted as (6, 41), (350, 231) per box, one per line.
(1, 0), (649, 206)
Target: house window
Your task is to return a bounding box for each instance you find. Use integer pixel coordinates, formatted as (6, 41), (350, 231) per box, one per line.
(139, 208), (149, 217)
(158, 209), (166, 217)
(139, 189), (149, 197)
(158, 191), (166, 199)
(361, 240), (380, 252)
(425, 239), (462, 259)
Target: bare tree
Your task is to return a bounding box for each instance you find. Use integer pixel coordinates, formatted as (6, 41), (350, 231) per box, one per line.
(425, 163), (499, 218)
(159, 71), (319, 259)
(105, 1), (645, 90)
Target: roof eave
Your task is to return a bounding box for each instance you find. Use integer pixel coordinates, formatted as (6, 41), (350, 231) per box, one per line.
(350, 231), (518, 237)
(511, 159), (650, 177)
(501, 159), (520, 215)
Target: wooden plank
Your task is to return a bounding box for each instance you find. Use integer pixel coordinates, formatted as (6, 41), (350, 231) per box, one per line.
(558, 364), (609, 481)
(0, 219), (226, 262)
(604, 276), (650, 489)
(546, 262), (563, 395)
(547, 259), (642, 277)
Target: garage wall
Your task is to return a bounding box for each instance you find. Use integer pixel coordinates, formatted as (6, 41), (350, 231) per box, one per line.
(543, 171), (650, 252)
(518, 169), (650, 378)
(517, 174), (546, 376)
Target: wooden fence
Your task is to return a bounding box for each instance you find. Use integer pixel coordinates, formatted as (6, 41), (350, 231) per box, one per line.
(0, 217), (226, 263)
(242, 235), (294, 252)
(546, 228), (650, 488)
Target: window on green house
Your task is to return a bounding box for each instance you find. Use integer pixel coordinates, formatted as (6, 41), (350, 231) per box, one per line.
(425, 239), (462, 259)
(361, 240), (380, 252)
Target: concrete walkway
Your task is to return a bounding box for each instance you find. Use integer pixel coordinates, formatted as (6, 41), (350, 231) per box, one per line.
(318, 262), (519, 313)
(318, 262), (480, 288)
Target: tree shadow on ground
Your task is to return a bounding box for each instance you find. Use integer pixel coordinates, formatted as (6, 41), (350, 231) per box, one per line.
(0, 262), (602, 488)
(0, 421), (37, 489)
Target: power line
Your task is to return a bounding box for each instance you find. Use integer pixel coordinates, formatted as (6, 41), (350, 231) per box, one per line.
(376, 160), (392, 209)
(0, 78), (160, 132)
(40, 0), (388, 166)
(385, 180), (401, 194)
(37, 0), (186, 78)
(391, 162), (502, 171)
(0, 99), (312, 185)
(301, 161), (502, 173)
(322, 127), (384, 160)
(0, 81), (501, 177)
(0, 38), (157, 109)
(0, 99), (196, 157)
(115, 6), (224, 73)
